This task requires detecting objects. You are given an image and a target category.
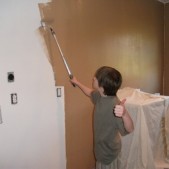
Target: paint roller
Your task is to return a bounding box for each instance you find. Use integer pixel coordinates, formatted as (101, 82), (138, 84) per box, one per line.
(40, 21), (75, 87)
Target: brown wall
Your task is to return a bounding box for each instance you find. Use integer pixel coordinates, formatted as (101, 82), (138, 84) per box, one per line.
(39, 1), (164, 169)
(164, 3), (169, 95)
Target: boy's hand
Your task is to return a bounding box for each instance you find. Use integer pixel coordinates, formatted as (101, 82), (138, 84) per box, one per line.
(70, 76), (78, 86)
(114, 99), (126, 117)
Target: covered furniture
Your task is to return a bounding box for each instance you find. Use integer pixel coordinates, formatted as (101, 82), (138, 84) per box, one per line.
(117, 87), (169, 169)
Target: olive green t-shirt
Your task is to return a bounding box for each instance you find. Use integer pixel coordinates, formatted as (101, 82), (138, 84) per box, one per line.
(91, 91), (129, 165)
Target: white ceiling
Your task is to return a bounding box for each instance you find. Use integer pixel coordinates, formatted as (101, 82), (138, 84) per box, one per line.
(157, 0), (169, 3)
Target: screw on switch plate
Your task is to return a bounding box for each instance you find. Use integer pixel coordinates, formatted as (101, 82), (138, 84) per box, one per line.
(11, 93), (17, 104)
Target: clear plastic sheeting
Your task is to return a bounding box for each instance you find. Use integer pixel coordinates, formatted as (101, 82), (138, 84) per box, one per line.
(117, 87), (169, 169)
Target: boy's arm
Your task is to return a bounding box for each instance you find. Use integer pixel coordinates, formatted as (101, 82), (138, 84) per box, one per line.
(114, 99), (134, 133)
(70, 76), (94, 97)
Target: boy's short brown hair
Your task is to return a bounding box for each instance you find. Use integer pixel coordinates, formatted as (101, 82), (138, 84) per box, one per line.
(95, 66), (122, 96)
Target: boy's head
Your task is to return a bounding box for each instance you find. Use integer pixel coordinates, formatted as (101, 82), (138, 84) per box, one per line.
(94, 66), (122, 96)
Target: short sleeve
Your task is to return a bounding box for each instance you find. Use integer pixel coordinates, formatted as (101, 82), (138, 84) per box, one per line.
(91, 91), (100, 104)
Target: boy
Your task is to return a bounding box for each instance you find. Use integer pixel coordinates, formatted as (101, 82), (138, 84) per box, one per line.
(70, 66), (134, 169)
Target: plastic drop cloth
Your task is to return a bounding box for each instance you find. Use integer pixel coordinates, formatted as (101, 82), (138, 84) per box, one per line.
(116, 87), (169, 169)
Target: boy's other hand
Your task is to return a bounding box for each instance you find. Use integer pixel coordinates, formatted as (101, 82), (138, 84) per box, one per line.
(114, 99), (126, 117)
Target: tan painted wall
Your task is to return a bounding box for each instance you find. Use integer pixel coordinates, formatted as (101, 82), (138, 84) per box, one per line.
(164, 3), (169, 95)
(39, 1), (164, 169)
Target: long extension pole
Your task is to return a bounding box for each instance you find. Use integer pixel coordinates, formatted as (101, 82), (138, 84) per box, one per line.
(41, 21), (75, 86)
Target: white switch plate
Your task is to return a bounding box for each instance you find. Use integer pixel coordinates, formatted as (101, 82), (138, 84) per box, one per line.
(11, 93), (17, 104)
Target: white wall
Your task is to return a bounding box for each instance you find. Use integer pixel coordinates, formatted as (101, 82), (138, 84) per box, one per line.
(0, 1), (66, 169)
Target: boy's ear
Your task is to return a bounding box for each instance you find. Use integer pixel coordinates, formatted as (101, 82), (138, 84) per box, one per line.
(100, 86), (105, 93)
